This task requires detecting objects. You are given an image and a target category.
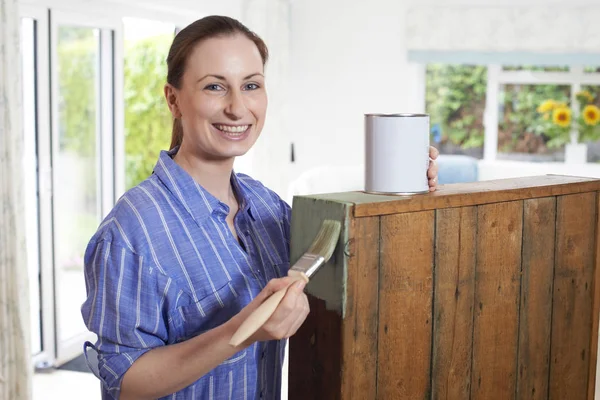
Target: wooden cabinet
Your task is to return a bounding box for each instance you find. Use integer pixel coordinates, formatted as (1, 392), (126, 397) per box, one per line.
(288, 175), (600, 400)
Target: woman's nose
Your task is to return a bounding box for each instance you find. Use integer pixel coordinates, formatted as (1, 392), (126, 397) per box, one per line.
(225, 90), (247, 119)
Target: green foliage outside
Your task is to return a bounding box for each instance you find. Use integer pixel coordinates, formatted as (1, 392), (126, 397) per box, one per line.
(124, 34), (173, 189)
(426, 64), (600, 155)
(58, 27), (97, 158)
(498, 84), (570, 153)
(58, 30), (173, 190)
(426, 64), (487, 150)
(57, 27), (98, 203)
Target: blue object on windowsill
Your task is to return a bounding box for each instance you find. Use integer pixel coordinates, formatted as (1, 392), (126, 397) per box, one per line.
(431, 123), (442, 144)
(437, 154), (479, 184)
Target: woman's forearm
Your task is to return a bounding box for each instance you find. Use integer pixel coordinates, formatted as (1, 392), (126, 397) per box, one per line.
(120, 319), (243, 399)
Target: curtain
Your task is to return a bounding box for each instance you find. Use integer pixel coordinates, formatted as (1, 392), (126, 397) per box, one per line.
(0, 0), (32, 398)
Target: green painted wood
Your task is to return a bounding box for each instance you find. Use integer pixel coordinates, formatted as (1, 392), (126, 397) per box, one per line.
(288, 195), (352, 400)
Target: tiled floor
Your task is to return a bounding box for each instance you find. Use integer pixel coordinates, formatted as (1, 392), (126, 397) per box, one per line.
(34, 370), (100, 400)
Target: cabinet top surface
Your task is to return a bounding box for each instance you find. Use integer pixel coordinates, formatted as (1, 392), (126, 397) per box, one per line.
(299, 175), (600, 217)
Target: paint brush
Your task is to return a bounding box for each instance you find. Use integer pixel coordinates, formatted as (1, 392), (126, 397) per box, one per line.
(229, 219), (341, 347)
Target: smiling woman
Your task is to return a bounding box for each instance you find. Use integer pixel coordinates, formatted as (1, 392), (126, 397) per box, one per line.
(80, 14), (439, 400)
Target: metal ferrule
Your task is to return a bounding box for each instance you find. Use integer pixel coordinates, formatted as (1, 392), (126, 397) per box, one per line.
(290, 253), (326, 279)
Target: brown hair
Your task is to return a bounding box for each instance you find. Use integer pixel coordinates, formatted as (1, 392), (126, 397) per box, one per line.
(166, 15), (269, 150)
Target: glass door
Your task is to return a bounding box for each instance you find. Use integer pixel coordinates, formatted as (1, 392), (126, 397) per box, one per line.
(50, 11), (119, 364)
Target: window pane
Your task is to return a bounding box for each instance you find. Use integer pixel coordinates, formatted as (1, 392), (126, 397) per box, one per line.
(21, 16), (42, 356)
(123, 18), (175, 189)
(502, 65), (569, 72)
(497, 84), (570, 156)
(55, 25), (101, 342)
(425, 64), (486, 158)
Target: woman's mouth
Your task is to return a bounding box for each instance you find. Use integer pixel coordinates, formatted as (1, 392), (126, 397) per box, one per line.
(213, 124), (251, 140)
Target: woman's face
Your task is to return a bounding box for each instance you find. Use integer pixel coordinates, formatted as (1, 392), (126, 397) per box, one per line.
(166, 34), (267, 161)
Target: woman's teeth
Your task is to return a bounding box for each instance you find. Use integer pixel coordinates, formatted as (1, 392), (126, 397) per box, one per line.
(215, 124), (249, 135)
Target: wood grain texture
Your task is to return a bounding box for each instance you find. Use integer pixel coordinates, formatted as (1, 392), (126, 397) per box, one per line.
(549, 192), (597, 400)
(378, 211), (434, 399)
(340, 216), (380, 399)
(305, 175), (600, 217)
(432, 207), (477, 400)
(471, 201), (523, 400)
(588, 191), (600, 400)
(516, 197), (556, 400)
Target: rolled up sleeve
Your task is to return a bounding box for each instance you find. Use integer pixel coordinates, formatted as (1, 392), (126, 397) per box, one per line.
(81, 239), (173, 398)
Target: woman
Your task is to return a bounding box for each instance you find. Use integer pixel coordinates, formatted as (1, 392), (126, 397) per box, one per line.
(82, 15), (439, 400)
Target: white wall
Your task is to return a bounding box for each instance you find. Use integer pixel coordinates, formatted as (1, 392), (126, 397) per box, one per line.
(287, 0), (421, 188)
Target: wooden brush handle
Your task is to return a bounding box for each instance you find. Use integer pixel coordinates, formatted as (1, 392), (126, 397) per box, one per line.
(229, 285), (290, 346)
(229, 272), (309, 347)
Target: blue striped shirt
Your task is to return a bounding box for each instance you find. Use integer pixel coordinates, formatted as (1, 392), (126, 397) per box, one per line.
(81, 147), (292, 399)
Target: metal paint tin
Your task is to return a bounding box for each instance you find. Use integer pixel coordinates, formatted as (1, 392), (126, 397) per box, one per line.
(364, 113), (430, 195)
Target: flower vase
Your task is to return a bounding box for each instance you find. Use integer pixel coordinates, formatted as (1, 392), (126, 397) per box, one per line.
(564, 142), (587, 164)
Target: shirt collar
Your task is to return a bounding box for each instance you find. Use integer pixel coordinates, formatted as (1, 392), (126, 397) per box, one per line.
(153, 147), (254, 224)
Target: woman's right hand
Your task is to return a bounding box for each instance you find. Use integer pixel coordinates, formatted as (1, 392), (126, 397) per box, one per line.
(229, 277), (310, 347)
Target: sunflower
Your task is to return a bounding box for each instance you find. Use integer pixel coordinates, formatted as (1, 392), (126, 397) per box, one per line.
(577, 90), (595, 103)
(537, 100), (556, 113)
(583, 104), (600, 126)
(552, 107), (571, 128)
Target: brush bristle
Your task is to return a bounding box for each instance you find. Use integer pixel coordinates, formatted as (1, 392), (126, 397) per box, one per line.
(306, 220), (342, 262)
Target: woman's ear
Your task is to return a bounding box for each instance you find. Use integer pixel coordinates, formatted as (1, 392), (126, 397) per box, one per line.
(164, 84), (182, 118)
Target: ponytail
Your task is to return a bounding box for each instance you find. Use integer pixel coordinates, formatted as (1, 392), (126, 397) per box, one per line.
(170, 118), (183, 150)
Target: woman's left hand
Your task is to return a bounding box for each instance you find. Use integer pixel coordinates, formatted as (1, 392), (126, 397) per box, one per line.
(428, 146), (440, 192)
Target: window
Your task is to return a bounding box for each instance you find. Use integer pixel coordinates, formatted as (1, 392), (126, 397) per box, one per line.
(425, 64), (600, 162)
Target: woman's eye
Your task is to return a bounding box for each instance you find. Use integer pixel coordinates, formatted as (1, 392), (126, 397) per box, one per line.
(244, 83), (260, 90)
(205, 84), (223, 91)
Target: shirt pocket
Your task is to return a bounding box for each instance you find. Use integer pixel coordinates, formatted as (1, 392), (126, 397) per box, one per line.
(172, 278), (242, 343)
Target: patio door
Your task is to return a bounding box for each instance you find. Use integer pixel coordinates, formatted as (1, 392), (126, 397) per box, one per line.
(49, 10), (120, 364)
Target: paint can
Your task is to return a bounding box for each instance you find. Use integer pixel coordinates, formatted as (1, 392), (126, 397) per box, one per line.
(364, 113), (430, 195)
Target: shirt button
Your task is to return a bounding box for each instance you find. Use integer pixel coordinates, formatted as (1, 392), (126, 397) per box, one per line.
(261, 351), (265, 359)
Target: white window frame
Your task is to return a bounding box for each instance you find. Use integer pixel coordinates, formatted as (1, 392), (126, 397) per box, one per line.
(19, 4), (53, 369)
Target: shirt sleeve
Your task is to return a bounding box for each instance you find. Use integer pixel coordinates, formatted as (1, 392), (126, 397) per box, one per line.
(81, 239), (174, 398)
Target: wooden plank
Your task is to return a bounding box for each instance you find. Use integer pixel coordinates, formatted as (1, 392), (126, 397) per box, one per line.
(378, 211), (434, 399)
(471, 201), (523, 400)
(431, 206), (477, 400)
(588, 192), (600, 400)
(340, 216), (379, 399)
(516, 197), (556, 400)
(303, 175), (600, 217)
(288, 196), (352, 399)
(549, 192), (596, 400)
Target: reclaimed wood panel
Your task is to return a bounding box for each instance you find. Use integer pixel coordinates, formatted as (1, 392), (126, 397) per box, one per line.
(471, 201), (523, 400)
(378, 211), (434, 399)
(516, 197), (556, 400)
(588, 192), (600, 400)
(340, 216), (380, 399)
(549, 192), (597, 400)
(431, 206), (477, 400)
